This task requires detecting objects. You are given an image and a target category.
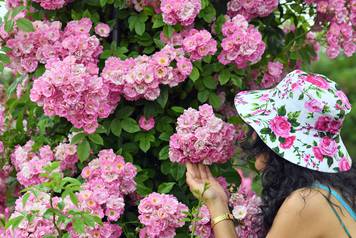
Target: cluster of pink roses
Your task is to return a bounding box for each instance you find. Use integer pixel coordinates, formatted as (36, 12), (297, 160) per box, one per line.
(160, 28), (218, 61)
(160, 0), (201, 26)
(190, 205), (213, 238)
(169, 104), (237, 165)
(218, 15), (266, 69)
(80, 149), (137, 221)
(68, 222), (122, 238)
(102, 45), (192, 101)
(4, 192), (58, 237)
(227, 0), (278, 21)
(11, 141), (55, 187)
(30, 56), (118, 134)
(261, 61), (284, 88)
(138, 192), (188, 238)
(229, 169), (264, 238)
(2, 18), (106, 74)
(190, 176), (229, 238)
(3, 20), (63, 73)
(181, 29), (218, 61)
(54, 142), (79, 173)
(10, 140), (78, 187)
(306, 0), (356, 58)
(6, 0), (73, 9)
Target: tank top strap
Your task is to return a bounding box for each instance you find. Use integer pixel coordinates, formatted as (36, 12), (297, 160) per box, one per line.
(313, 183), (356, 221)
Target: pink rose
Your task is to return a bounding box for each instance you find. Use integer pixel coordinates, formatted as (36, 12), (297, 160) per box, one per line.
(269, 116), (291, 138)
(338, 157), (351, 172)
(95, 23), (111, 38)
(313, 146), (324, 161)
(329, 120), (342, 134)
(280, 136), (296, 149)
(315, 116), (332, 132)
(305, 75), (330, 89)
(138, 116), (155, 131)
(304, 99), (323, 112)
(319, 137), (337, 157)
(336, 90), (351, 110)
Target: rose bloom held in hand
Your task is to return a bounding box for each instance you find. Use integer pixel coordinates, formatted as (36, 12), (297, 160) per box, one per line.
(169, 104), (237, 165)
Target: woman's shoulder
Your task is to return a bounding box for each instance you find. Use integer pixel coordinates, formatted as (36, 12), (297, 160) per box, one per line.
(279, 188), (325, 219)
(266, 187), (328, 237)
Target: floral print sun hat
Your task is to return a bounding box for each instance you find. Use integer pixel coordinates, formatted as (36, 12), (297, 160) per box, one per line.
(234, 70), (352, 173)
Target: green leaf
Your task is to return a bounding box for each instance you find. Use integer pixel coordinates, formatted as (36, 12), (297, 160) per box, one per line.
(219, 69), (231, 85)
(116, 106), (135, 118)
(16, 18), (35, 32)
(169, 163), (186, 181)
(122, 118), (140, 133)
(277, 105), (287, 116)
(159, 145), (169, 160)
(69, 192), (78, 206)
(156, 87), (168, 108)
(83, 214), (96, 227)
(77, 139), (90, 162)
(189, 67), (200, 82)
(22, 192), (30, 207)
(71, 133), (85, 144)
(136, 182), (152, 196)
(100, 0), (107, 7)
(110, 119), (122, 137)
(171, 106), (185, 113)
(158, 182), (175, 194)
(203, 76), (217, 89)
(88, 134), (104, 145)
(6, 215), (24, 229)
(198, 90), (210, 103)
(163, 25), (174, 38)
(4, 19), (14, 33)
(260, 128), (272, 134)
(208, 93), (222, 109)
(0, 53), (10, 64)
(152, 14), (164, 28)
(135, 21), (145, 35)
(72, 217), (85, 234)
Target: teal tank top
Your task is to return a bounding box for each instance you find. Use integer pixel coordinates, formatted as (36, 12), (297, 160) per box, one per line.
(313, 183), (356, 238)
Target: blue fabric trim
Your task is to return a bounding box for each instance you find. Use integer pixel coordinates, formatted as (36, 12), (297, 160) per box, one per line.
(313, 183), (356, 221)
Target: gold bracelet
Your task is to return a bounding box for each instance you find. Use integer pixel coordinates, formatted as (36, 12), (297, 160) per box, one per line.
(211, 213), (234, 228)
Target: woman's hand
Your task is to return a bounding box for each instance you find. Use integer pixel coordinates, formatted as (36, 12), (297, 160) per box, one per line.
(185, 163), (228, 206)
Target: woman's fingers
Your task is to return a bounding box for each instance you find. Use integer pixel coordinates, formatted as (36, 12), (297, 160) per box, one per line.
(198, 164), (208, 180)
(186, 162), (199, 179)
(204, 165), (214, 179)
(186, 171), (202, 196)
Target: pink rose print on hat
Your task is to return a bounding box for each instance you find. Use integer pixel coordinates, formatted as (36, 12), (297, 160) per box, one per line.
(313, 146), (324, 162)
(315, 116), (342, 134)
(339, 157), (351, 172)
(305, 99), (324, 112)
(269, 115), (291, 138)
(336, 90), (352, 111)
(319, 137), (338, 157)
(280, 136), (296, 149)
(305, 75), (330, 89)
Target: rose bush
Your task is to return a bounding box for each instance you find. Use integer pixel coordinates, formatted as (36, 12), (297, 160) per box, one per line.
(0, 0), (354, 237)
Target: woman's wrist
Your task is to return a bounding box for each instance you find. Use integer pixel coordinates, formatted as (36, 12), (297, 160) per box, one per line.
(205, 197), (230, 218)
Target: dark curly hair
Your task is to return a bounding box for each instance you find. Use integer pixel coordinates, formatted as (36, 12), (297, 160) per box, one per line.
(259, 141), (356, 232)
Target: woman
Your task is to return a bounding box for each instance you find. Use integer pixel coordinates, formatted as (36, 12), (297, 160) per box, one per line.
(185, 70), (356, 237)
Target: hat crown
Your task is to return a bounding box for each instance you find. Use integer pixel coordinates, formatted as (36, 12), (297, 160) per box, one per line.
(275, 70), (351, 134)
